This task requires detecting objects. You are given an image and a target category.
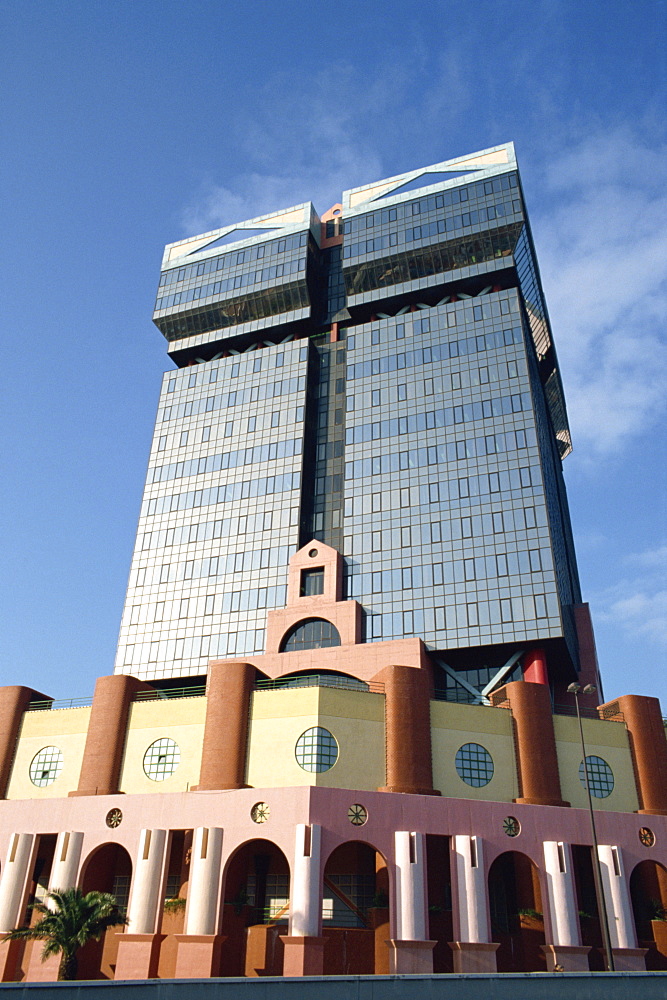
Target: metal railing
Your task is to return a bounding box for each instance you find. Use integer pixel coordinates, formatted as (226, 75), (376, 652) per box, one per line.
(255, 674), (384, 694)
(133, 685), (206, 702)
(26, 697), (93, 712)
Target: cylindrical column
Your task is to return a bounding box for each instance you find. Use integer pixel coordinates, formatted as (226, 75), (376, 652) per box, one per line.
(502, 681), (568, 807)
(184, 827), (223, 936)
(289, 824), (321, 938)
(615, 695), (667, 815)
(597, 845), (637, 950)
(0, 688), (35, 798)
(394, 831), (427, 940)
(0, 834), (35, 932)
(452, 835), (488, 943)
(198, 662), (255, 790)
(127, 829), (167, 935)
(543, 841), (580, 946)
(48, 832), (84, 896)
(374, 664), (435, 795)
(72, 674), (149, 796)
(523, 649), (548, 685)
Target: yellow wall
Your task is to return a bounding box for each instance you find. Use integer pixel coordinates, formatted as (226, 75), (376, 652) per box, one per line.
(246, 687), (385, 790)
(118, 697), (206, 794)
(554, 715), (638, 812)
(6, 707), (92, 800)
(431, 701), (518, 802)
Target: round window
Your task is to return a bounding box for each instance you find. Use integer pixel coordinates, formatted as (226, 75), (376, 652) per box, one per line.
(29, 746), (63, 787)
(143, 738), (181, 781)
(455, 743), (494, 787)
(295, 727), (338, 772)
(579, 755), (614, 798)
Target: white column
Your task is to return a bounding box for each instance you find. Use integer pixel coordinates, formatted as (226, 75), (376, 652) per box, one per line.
(543, 841), (580, 947)
(598, 845), (637, 950)
(126, 828), (167, 935)
(453, 835), (489, 943)
(184, 827), (223, 936)
(289, 823), (321, 937)
(48, 832), (84, 896)
(394, 831), (428, 941)
(0, 834), (35, 932)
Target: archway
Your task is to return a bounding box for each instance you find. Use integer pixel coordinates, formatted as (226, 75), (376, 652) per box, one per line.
(426, 834), (453, 973)
(322, 841), (390, 975)
(488, 851), (545, 972)
(219, 838), (290, 977)
(630, 859), (667, 970)
(76, 844), (132, 980)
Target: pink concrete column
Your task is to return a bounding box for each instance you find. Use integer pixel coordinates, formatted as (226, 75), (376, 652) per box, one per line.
(26, 831), (85, 982)
(540, 841), (590, 972)
(523, 648), (548, 685)
(387, 831), (435, 974)
(281, 824), (325, 976)
(0, 688), (34, 799)
(0, 833), (35, 981)
(115, 829), (167, 980)
(598, 845), (647, 971)
(449, 835), (498, 973)
(175, 827), (225, 978)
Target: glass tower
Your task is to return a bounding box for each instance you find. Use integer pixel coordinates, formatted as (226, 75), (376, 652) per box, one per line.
(114, 143), (584, 698)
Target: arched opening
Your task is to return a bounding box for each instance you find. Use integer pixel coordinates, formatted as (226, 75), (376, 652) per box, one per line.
(426, 834), (453, 972)
(16, 834), (58, 982)
(219, 838), (290, 978)
(156, 830), (193, 979)
(257, 669), (370, 693)
(76, 844), (132, 980)
(280, 618), (341, 653)
(630, 859), (667, 970)
(488, 850), (545, 972)
(322, 841), (390, 975)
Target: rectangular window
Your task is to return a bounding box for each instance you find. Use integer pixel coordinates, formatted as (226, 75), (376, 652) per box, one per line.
(179, 431), (188, 447)
(158, 436), (167, 451)
(301, 568), (324, 596)
(271, 411), (280, 427)
(179, 598), (189, 618)
(204, 595), (215, 616)
(201, 425), (211, 442)
(188, 372), (197, 388)
(397, 384), (406, 401)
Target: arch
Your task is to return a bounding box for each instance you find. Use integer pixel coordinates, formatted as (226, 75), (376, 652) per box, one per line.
(280, 618), (341, 653)
(630, 859), (667, 970)
(270, 668), (370, 691)
(488, 850), (545, 972)
(77, 843), (132, 980)
(322, 839), (390, 975)
(219, 838), (291, 978)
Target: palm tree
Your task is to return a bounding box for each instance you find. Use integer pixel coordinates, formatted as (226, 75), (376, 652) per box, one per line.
(2, 887), (127, 981)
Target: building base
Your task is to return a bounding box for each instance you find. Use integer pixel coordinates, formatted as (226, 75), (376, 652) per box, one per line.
(612, 947), (648, 971)
(174, 934), (225, 978)
(541, 944), (591, 971)
(0, 940), (22, 982)
(280, 936), (326, 976)
(387, 939), (436, 973)
(449, 941), (499, 973)
(114, 933), (165, 980)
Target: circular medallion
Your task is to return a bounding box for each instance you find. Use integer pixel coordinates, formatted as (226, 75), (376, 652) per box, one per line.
(106, 808), (123, 829)
(251, 802), (270, 824)
(308, 548), (318, 558)
(503, 816), (521, 838)
(348, 803), (368, 826)
(639, 827), (655, 848)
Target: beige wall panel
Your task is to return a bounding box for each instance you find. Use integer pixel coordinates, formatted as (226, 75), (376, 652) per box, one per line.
(554, 716), (638, 812)
(118, 697), (206, 795)
(431, 701), (518, 801)
(6, 707), (92, 800)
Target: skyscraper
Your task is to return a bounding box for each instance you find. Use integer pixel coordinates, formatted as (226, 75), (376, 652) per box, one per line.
(115, 142), (589, 704)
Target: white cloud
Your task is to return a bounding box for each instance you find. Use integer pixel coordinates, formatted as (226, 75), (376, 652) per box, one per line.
(596, 543), (667, 646)
(532, 128), (667, 457)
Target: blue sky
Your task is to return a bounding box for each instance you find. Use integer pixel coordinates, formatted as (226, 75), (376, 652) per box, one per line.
(1, 0), (665, 706)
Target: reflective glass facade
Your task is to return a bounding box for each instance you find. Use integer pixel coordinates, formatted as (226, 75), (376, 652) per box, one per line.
(115, 143), (582, 687)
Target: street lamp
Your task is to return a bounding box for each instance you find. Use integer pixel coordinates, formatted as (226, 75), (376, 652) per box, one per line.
(567, 681), (616, 972)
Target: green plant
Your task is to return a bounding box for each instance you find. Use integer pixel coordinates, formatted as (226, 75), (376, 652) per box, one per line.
(517, 908), (542, 920)
(2, 888), (126, 981)
(648, 898), (667, 921)
(371, 891), (389, 908)
(163, 897), (186, 913)
(428, 904), (443, 914)
(578, 910), (593, 921)
(228, 887), (248, 915)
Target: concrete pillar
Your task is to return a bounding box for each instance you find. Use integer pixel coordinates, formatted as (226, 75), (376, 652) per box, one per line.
(25, 831), (86, 981)
(541, 841), (590, 971)
(615, 695), (667, 815)
(449, 835), (498, 973)
(115, 829), (167, 980)
(501, 681), (568, 807)
(388, 831), (435, 974)
(198, 661), (254, 790)
(175, 827), (225, 978)
(281, 824), (325, 976)
(374, 664), (436, 795)
(71, 674), (150, 796)
(0, 833), (35, 982)
(0, 688), (34, 799)
(598, 845), (647, 971)
(523, 648), (548, 685)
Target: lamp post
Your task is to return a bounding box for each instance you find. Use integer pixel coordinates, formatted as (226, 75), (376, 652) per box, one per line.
(567, 681), (615, 972)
